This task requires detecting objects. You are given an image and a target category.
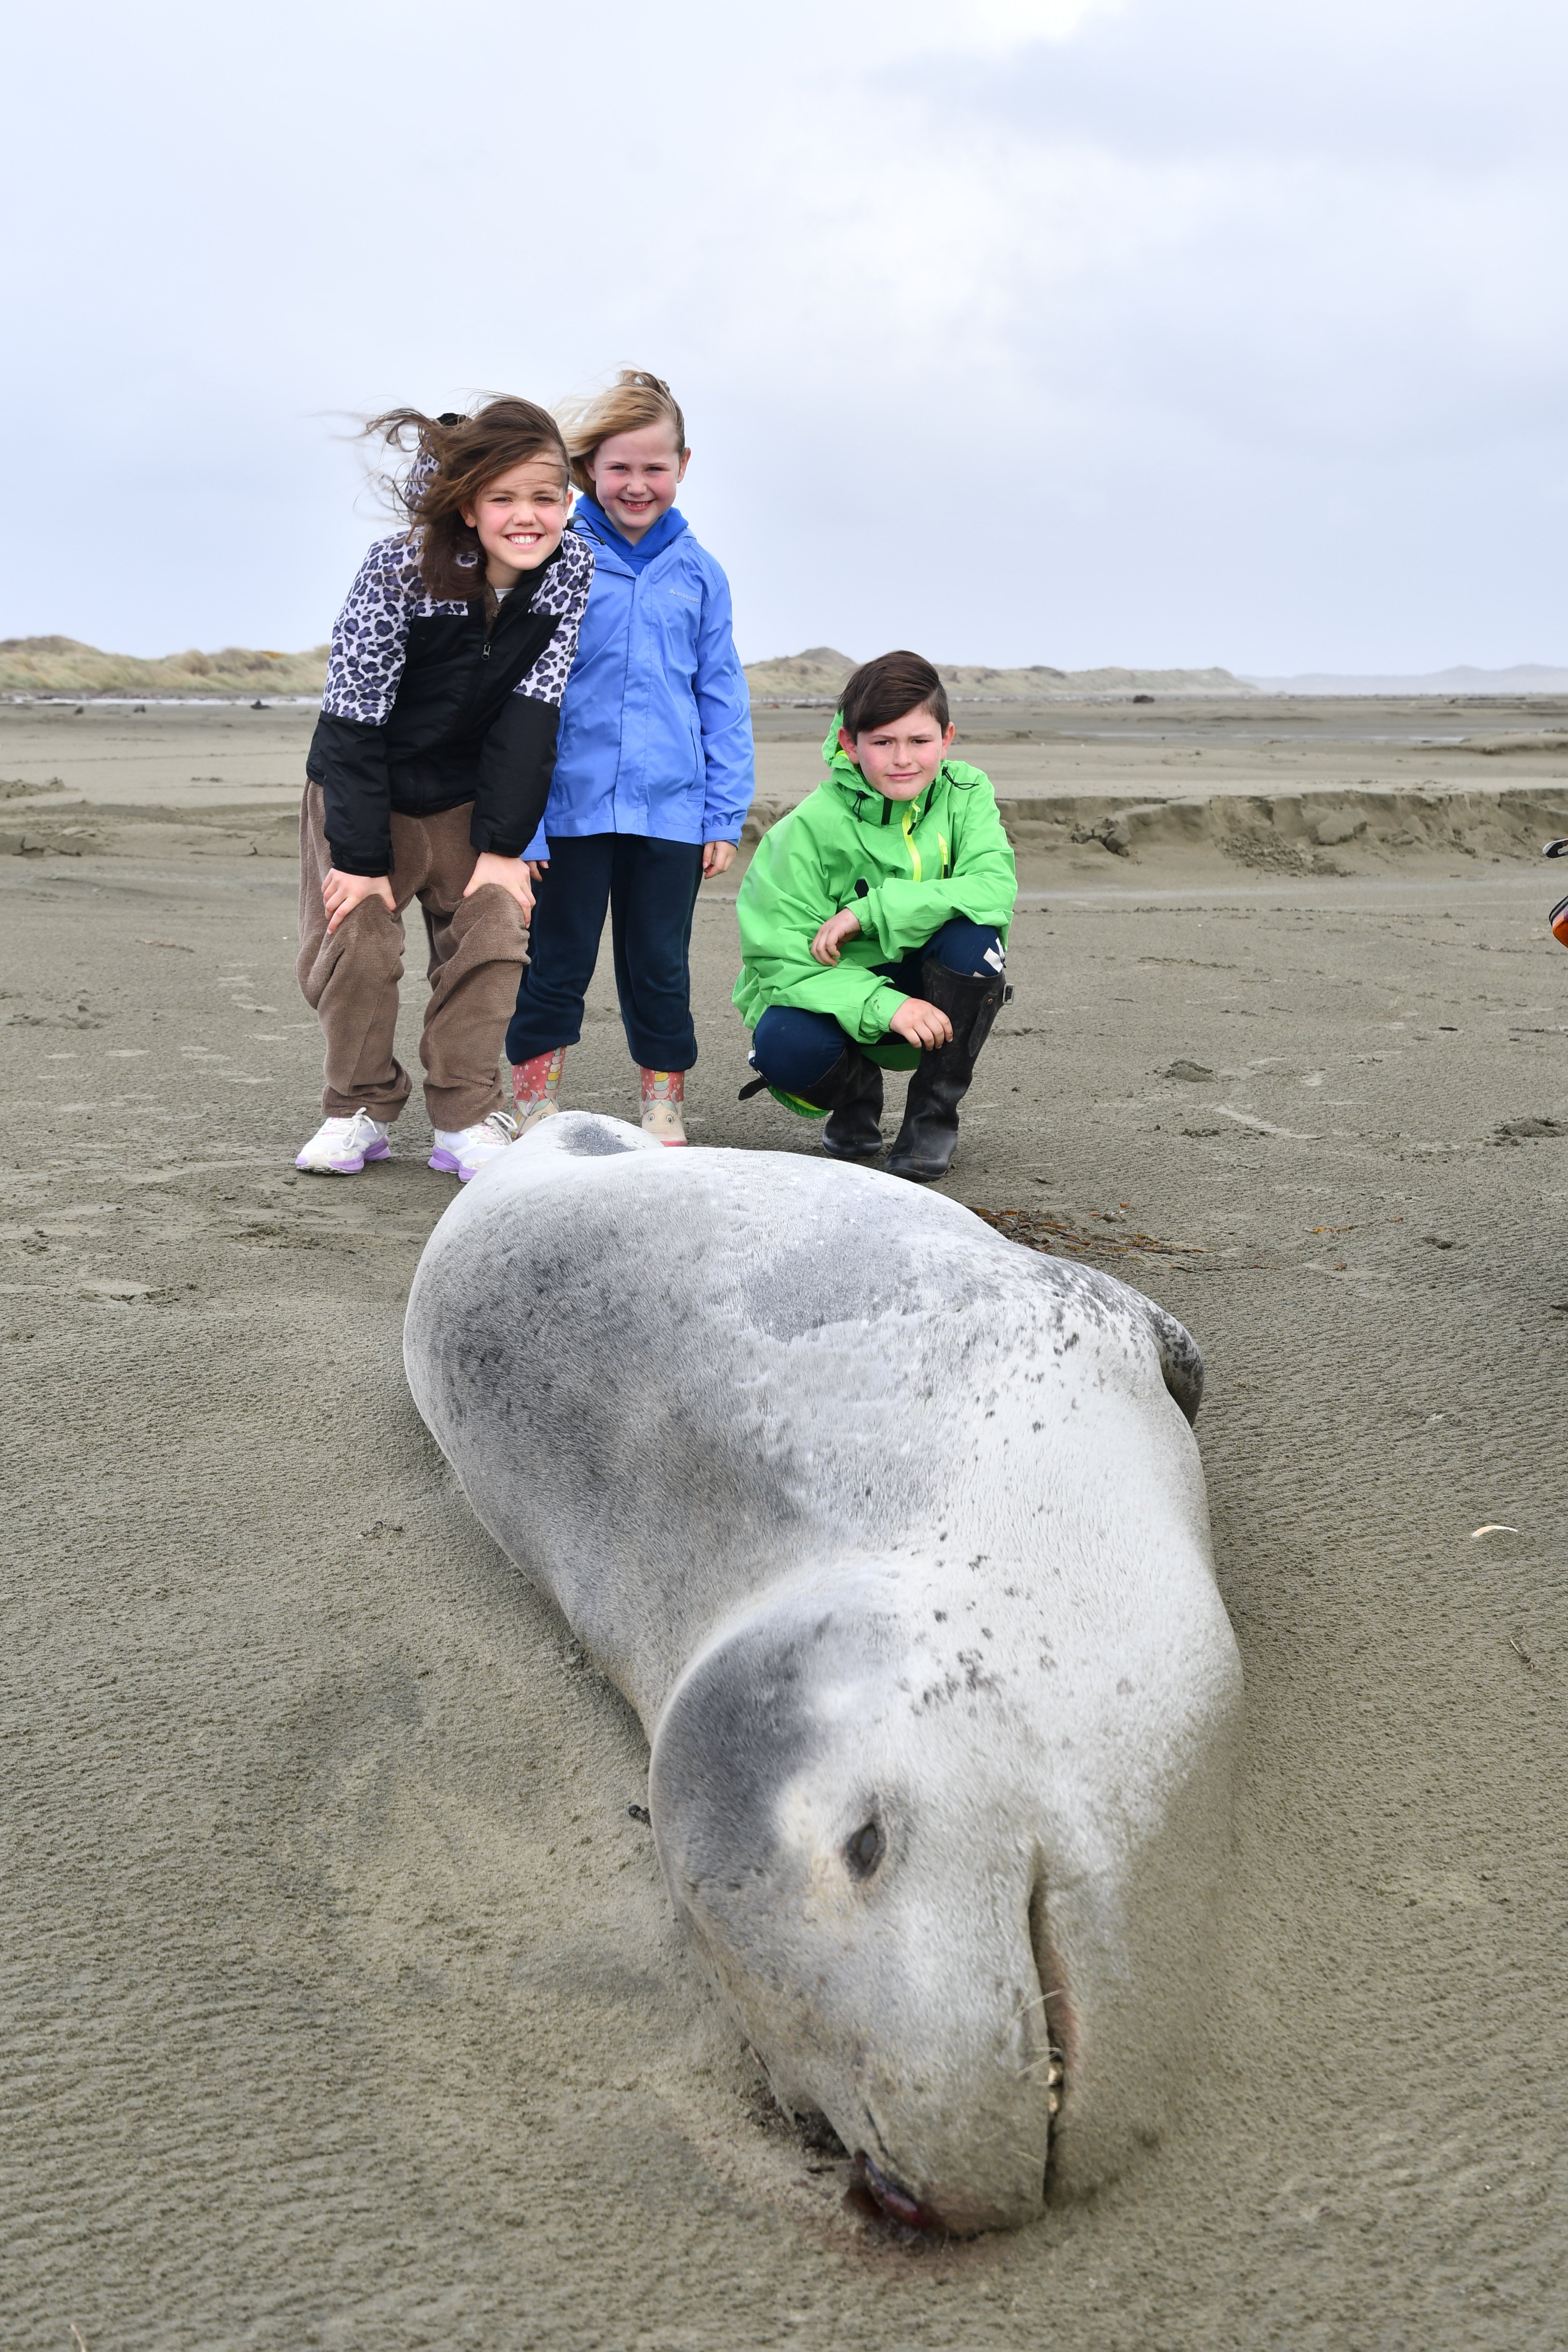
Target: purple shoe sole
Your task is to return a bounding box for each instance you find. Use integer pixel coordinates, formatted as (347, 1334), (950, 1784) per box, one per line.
(296, 1138), (391, 1175)
(428, 1146), (499, 1182)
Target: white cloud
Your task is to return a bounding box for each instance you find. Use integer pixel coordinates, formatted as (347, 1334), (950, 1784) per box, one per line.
(868, 0), (1123, 56)
(2, 0), (1565, 670)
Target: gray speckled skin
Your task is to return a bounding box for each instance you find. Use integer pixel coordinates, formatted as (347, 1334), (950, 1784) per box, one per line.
(403, 1113), (1241, 2232)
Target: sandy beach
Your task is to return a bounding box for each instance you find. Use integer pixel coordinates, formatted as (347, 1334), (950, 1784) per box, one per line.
(3, 698), (1567, 2348)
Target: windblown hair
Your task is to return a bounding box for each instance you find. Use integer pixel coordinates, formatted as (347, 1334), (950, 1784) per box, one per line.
(363, 398), (571, 603)
(556, 369), (686, 497)
(840, 651), (951, 740)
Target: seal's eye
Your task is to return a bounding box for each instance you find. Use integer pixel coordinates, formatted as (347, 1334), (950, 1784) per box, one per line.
(845, 1820), (885, 1879)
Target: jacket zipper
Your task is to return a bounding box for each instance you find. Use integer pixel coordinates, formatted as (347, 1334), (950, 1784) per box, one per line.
(452, 591), (502, 735)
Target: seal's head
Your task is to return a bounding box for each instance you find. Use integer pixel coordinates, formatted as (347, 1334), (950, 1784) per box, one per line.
(648, 1576), (1064, 2234)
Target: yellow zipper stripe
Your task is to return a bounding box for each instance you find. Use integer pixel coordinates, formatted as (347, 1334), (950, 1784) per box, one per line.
(902, 803), (922, 882)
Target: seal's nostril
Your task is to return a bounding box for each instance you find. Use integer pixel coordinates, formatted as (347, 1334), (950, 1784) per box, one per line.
(854, 2150), (937, 2230)
(845, 1819), (885, 1878)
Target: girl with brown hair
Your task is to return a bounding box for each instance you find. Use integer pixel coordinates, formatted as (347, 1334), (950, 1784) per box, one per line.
(505, 370), (753, 1145)
(294, 397), (594, 1180)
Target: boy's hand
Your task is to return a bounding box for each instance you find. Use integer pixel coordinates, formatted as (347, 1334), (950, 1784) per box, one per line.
(525, 859), (549, 879)
(463, 851), (535, 919)
(323, 868), (396, 935)
(889, 997), (953, 1050)
(810, 909), (862, 965)
(702, 840), (736, 880)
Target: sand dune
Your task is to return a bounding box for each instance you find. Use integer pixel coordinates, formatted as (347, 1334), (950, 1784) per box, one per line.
(744, 646), (1252, 702)
(0, 634), (330, 699)
(4, 634), (1251, 708)
(17, 629), (1565, 714)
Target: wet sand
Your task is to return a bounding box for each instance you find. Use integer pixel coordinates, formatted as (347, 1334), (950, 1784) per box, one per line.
(3, 703), (1567, 2348)
(6, 689), (1568, 815)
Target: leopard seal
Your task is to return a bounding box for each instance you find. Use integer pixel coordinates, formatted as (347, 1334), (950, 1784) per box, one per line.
(403, 1112), (1241, 2232)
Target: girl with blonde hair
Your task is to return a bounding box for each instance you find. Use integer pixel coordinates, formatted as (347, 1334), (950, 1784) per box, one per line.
(506, 370), (754, 1143)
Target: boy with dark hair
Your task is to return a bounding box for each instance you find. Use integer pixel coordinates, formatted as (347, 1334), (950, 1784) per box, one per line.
(733, 650), (1016, 1182)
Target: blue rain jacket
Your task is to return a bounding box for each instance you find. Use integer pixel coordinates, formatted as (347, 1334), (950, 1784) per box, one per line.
(523, 500), (754, 854)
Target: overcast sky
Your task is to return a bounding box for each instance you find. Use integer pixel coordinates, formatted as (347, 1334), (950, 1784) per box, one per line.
(6, 0), (1565, 672)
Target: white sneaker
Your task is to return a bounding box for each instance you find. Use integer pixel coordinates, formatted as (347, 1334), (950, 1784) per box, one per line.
(295, 1108), (392, 1175)
(429, 1110), (519, 1181)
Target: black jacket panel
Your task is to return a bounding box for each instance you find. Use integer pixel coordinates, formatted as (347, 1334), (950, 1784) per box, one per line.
(471, 695), (561, 857)
(384, 598), (559, 769)
(305, 528), (594, 875)
(313, 716), (397, 877)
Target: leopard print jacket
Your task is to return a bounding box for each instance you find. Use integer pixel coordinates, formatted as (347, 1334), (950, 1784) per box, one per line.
(320, 525), (595, 725)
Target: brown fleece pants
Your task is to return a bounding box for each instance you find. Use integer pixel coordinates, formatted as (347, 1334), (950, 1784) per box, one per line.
(296, 783), (528, 1130)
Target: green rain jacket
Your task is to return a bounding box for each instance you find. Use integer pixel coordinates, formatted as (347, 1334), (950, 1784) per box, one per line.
(732, 717), (1017, 1044)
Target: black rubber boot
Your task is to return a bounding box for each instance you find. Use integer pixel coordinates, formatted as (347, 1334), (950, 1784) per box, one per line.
(821, 1051), (885, 1161)
(738, 1044), (885, 1157)
(885, 961), (1008, 1183)
(779, 1045), (885, 1158)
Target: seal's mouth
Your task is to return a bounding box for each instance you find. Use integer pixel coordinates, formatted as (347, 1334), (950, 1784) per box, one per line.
(853, 2151), (940, 2232)
(850, 2020), (1067, 2236)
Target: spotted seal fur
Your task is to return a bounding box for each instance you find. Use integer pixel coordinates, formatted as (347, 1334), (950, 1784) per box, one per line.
(403, 1113), (1241, 2231)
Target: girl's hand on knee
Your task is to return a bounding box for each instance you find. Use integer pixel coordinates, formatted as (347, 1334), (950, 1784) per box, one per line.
(889, 997), (953, 1050)
(702, 840), (736, 881)
(810, 909), (862, 965)
(464, 852), (536, 920)
(323, 868), (396, 935)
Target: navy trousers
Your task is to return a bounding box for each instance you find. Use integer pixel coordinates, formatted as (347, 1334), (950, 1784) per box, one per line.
(506, 833), (705, 1071)
(751, 918), (1004, 1096)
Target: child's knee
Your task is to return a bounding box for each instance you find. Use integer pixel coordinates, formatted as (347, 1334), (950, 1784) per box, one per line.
(299, 898), (404, 1007)
(446, 880), (530, 959)
(926, 919), (1004, 978)
(752, 1007), (847, 1093)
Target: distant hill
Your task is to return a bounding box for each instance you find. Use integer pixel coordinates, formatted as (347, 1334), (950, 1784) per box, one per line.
(743, 647), (860, 699)
(744, 648), (1252, 702)
(1245, 663), (1568, 695)
(4, 632), (1255, 706)
(0, 636), (329, 699)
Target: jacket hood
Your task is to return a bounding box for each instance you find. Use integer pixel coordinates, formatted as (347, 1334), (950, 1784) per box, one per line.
(820, 710), (855, 784)
(821, 712), (942, 828)
(572, 497), (689, 572)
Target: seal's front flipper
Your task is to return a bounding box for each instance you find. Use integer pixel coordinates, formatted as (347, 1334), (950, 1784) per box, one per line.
(1144, 1303), (1204, 1425)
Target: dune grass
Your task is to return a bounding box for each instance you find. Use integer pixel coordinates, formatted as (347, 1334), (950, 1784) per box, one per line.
(0, 636), (330, 699)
